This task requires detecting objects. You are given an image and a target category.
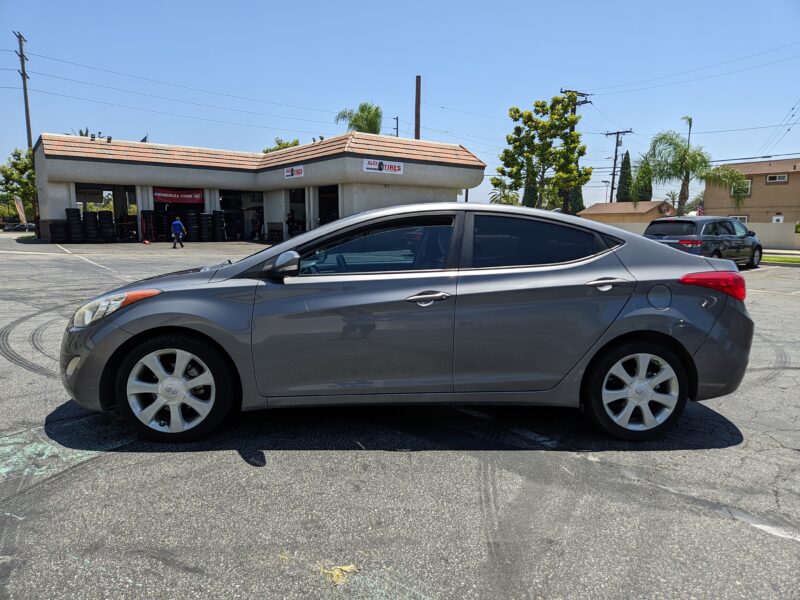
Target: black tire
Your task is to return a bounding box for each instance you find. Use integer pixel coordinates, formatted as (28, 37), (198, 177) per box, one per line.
(710, 251), (721, 259)
(115, 333), (236, 442)
(583, 341), (688, 441)
(747, 246), (762, 269)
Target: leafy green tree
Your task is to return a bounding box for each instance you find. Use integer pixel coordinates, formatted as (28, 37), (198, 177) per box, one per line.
(335, 102), (382, 134)
(616, 151), (632, 201)
(686, 191), (704, 213)
(489, 183), (520, 205)
(632, 155), (653, 201)
(569, 186), (585, 213)
(0, 148), (36, 220)
(643, 121), (748, 215)
(521, 161), (537, 207)
(263, 137), (300, 153)
(491, 92), (592, 213)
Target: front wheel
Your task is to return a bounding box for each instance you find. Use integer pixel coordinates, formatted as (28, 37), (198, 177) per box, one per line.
(583, 341), (688, 441)
(115, 333), (236, 441)
(747, 247), (762, 269)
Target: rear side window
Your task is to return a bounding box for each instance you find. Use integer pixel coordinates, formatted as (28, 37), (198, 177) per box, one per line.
(472, 215), (599, 268)
(717, 220), (736, 235)
(644, 220), (696, 236)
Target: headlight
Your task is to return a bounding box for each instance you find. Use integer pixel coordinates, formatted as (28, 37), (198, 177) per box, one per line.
(72, 289), (161, 327)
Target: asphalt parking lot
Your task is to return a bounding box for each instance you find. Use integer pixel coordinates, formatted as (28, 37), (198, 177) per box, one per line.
(0, 232), (798, 599)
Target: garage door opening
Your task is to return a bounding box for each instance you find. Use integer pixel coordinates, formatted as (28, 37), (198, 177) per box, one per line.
(288, 188), (306, 236)
(74, 183), (137, 242)
(318, 185), (339, 226)
(153, 187), (204, 242)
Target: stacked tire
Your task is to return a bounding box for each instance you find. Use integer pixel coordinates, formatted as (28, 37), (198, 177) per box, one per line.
(157, 213), (170, 239)
(199, 212), (213, 242)
(49, 220), (68, 244)
(83, 211), (100, 242)
(98, 210), (116, 242)
(212, 210), (225, 242)
(184, 209), (200, 242)
(65, 208), (83, 242)
(140, 209), (155, 241)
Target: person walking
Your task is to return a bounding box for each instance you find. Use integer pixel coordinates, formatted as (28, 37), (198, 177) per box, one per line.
(171, 216), (187, 249)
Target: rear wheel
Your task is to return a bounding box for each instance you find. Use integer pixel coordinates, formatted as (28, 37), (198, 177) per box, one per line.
(711, 251), (722, 259)
(584, 341), (688, 440)
(115, 333), (235, 441)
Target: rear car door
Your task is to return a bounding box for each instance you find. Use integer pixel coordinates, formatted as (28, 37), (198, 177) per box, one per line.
(251, 212), (461, 398)
(453, 213), (636, 392)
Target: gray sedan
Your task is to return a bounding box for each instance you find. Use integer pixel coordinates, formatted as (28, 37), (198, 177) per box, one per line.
(60, 203), (753, 441)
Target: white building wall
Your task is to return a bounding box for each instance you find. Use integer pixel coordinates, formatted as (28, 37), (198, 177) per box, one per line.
(342, 183), (457, 213)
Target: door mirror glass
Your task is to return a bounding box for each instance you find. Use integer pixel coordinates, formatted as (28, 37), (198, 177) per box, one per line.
(748, 230), (756, 237)
(270, 250), (301, 277)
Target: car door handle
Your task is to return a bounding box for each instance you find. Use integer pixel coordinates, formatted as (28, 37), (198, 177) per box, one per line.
(585, 278), (631, 292)
(406, 291), (451, 306)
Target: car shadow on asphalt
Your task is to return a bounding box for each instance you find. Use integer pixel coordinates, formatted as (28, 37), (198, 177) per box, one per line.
(44, 399), (744, 467)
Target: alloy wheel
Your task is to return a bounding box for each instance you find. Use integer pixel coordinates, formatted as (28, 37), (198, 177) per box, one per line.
(601, 353), (679, 432)
(752, 248), (761, 266)
(126, 348), (216, 433)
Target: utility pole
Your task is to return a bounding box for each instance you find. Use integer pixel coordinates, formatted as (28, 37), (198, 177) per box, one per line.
(414, 75), (421, 140)
(14, 31), (32, 149)
(604, 129), (633, 202)
(559, 89), (592, 214)
(13, 31), (38, 235)
(394, 116), (399, 137)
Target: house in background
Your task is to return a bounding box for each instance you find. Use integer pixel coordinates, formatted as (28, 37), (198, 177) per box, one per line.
(578, 200), (674, 224)
(703, 157), (800, 224)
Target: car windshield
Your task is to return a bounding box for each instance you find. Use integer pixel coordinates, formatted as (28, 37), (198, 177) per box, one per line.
(644, 221), (697, 236)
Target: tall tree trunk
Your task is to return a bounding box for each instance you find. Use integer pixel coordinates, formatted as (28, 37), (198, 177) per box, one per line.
(678, 174), (690, 216)
(536, 170), (546, 209)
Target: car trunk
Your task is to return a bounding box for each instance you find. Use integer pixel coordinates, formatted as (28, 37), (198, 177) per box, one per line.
(643, 220), (701, 251)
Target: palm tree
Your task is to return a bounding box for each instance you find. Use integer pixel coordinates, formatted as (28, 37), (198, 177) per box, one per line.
(645, 120), (748, 215)
(335, 102), (383, 134)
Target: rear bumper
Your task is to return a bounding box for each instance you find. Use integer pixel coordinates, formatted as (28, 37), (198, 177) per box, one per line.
(692, 299), (753, 400)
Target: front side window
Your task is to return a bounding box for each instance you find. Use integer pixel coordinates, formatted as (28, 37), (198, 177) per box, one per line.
(717, 221), (736, 235)
(731, 220), (748, 237)
(298, 215), (454, 275)
(471, 215), (599, 268)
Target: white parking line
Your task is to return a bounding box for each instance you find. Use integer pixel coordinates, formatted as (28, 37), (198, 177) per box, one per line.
(748, 288), (800, 296)
(55, 244), (73, 254)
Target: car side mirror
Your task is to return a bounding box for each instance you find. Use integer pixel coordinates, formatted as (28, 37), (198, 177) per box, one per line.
(270, 250), (301, 278)
(748, 230), (756, 237)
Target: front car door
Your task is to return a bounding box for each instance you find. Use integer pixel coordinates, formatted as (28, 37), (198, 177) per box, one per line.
(251, 212), (461, 399)
(453, 213), (636, 392)
(716, 219), (742, 259)
(730, 218), (754, 259)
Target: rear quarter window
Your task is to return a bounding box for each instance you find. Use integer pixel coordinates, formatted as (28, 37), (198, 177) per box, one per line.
(644, 221), (697, 236)
(472, 215), (601, 268)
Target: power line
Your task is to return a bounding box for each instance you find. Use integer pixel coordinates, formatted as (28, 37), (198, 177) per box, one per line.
(26, 50), (339, 114)
(756, 97), (800, 154)
(593, 53), (800, 96)
(421, 101), (507, 121)
(26, 70), (338, 125)
(586, 40), (800, 92)
(24, 87), (342, 136)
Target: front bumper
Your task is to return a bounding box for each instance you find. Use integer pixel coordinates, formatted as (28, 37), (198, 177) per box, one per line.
(692, 298), (754, 400)
(60, 319), (134, 412)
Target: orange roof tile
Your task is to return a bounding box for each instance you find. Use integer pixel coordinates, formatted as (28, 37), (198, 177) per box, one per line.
(37, 132), (486, 171)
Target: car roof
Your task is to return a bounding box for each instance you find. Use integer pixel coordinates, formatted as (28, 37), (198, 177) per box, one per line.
(649, 216), (724, 223)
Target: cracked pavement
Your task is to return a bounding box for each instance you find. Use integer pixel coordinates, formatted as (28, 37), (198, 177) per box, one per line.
(0, 233), (798, 599)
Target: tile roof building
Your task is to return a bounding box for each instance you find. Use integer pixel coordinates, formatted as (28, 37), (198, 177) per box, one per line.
(34, 132), (485, 242)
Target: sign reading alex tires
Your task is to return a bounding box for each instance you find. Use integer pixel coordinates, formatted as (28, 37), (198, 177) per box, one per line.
(153, 187), (204, 203)
(363, 159), (403, 174)
(284, 165), (304, 179)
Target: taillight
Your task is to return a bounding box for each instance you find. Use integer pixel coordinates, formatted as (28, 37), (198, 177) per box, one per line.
(678, 239), (702, 247)
(678, 271), (746, 301)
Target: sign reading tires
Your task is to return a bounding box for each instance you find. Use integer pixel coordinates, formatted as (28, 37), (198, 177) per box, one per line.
(363, 159), (403, 174)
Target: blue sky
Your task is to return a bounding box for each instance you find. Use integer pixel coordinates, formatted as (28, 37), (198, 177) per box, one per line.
(1, 0), (799, 205)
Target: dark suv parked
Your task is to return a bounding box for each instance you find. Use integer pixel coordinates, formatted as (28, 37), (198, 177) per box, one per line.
(644, 216), (762, 268)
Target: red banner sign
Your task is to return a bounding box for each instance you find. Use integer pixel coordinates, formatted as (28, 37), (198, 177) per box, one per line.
(153, 187), (204, 204)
